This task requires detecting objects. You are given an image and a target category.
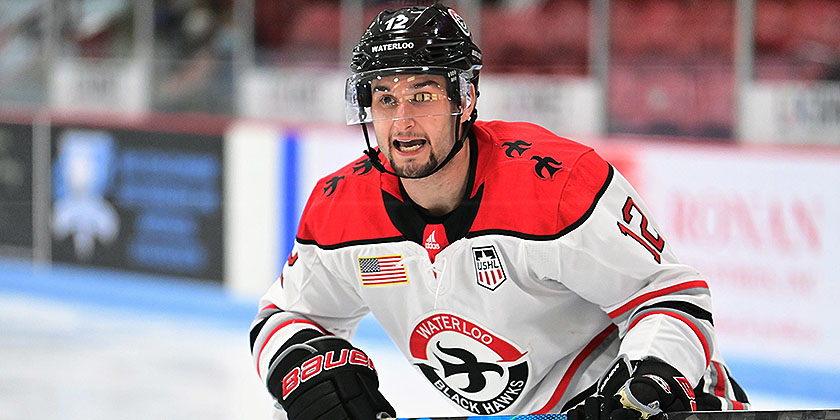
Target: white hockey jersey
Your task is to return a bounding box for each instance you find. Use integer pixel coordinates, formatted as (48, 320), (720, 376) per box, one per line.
(250, 120), (748, 416)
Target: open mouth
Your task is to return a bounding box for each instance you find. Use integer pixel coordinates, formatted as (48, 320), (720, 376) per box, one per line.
(393, 138), (427, 152)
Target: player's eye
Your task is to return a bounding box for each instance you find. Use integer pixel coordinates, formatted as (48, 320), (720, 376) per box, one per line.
(376, 94), (398, 108)
(408, 92), (436, 103)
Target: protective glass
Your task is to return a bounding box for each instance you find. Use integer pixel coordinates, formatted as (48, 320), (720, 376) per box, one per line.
(344, 66), (479, 125)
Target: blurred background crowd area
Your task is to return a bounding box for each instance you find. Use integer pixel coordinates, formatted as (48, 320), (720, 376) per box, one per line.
(1, 0), (839, 140)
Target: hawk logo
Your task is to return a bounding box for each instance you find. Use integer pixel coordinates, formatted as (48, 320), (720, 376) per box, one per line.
(434, 342), (504, 393)
(501, 140), (532, 158)
(353, 158), (374, 175)
(530, 155), (563, 179)
(323, 175), (344, 196)
(472, 245), (507, 291)
(410, 313), (529, 415)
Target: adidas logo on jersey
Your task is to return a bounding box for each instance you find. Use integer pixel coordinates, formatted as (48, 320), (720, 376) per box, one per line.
(424, 231), (441, 250)
(422, 224), (448, 263)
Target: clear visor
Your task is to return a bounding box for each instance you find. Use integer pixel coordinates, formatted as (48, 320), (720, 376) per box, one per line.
(344, 66), (479, 125)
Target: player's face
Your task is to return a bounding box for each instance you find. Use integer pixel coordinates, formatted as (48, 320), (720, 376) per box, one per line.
(370, 74), (459, 178)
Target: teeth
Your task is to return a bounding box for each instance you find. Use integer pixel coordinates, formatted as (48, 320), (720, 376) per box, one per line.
(395, 139), (424, 152)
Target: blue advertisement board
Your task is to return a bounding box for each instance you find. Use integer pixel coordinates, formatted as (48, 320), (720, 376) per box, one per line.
(50, 125), (224, 281)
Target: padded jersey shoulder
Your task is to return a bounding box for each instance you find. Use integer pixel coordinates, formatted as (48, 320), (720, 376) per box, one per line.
(468, 120), (613, 238)
(295, 154), (403, 247)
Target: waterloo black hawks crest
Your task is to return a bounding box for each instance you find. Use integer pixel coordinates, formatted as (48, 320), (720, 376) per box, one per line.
(409, 313), (530, 415)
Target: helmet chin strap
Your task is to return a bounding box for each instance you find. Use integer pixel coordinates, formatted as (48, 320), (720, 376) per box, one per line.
(361, 110), (476, 180)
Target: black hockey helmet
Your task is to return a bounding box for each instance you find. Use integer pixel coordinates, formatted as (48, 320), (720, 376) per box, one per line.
(345, 3), (482, 124)
(352, 3), (481, 73)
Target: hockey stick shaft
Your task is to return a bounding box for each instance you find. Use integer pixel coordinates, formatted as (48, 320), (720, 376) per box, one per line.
(388, 410), (840, 420)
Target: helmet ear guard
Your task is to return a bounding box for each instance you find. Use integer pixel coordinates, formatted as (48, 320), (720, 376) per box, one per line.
(457, 67), (477, 111)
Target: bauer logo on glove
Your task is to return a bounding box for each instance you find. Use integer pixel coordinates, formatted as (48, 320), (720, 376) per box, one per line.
(281, 347), (377, 398)
(266, 336), (395, 420)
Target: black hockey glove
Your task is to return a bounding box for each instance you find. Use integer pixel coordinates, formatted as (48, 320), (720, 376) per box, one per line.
(567, 355), (696, 420)
(266, 336), (396, 420)
(612, 357), (697, 420)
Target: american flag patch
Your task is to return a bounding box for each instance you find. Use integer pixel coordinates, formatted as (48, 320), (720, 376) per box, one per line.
(358, 255), (408, 286)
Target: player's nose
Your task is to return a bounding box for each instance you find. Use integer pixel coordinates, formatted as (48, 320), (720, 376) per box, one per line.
(392, 104), (415, 129)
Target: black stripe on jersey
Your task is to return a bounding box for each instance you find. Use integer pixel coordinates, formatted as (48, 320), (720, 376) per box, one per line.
(250, 318), (269, 352)
(638, 301), (714, 325)
(466, 164), (615, 241)
(730, 375), (750, 404)
(296, 235), (408, 250)
(250, 307), (283, 352)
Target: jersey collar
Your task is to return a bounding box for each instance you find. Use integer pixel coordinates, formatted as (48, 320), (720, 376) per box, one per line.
(381, 131), (482, 246)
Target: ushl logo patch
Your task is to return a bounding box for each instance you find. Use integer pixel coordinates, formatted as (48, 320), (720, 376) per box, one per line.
(472, 245), (507, 290)
(409, 312), (529, 415)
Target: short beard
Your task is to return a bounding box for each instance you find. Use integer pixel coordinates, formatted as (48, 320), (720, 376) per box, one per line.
(390, 153), (440, 179)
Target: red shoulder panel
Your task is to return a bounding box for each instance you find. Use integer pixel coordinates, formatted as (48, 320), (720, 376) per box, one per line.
(296, 155), (403, 247)
(469, 121), (612, 237)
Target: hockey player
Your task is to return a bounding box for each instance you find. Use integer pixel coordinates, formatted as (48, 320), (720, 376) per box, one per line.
(250, 4), (749, 420)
